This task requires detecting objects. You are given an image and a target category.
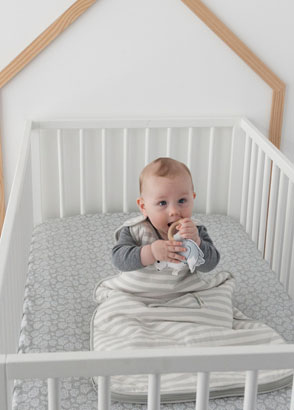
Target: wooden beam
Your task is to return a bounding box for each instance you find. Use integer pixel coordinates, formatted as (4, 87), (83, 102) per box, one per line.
(0, 0), (96, 88)
(269, 87), (286, 150)
(181, 0), (286, 148)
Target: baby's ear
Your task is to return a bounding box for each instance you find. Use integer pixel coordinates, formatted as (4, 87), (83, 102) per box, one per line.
(193, 192), (196, 200)
(137, 197), (147, 216)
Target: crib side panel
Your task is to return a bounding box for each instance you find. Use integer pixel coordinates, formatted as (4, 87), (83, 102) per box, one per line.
(0, 122), (34, 410)
(240, 118), (294, 298)
(0, 122), (34, 356)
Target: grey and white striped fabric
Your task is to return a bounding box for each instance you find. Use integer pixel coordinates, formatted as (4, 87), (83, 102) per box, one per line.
(91, 270), (292, 402)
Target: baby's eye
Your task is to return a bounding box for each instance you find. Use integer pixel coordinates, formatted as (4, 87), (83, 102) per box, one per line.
(159, 200), (167, 206)
(178, 198), (186, 204)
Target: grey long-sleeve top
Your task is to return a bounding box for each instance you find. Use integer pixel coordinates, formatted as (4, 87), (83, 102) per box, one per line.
(112, 223), (220, 273)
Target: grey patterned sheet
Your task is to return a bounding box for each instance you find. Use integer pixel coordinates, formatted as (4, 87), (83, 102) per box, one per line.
(13, 213), (294, 410)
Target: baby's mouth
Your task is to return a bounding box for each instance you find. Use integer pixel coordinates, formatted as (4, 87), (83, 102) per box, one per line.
(167, 221), (180, 228)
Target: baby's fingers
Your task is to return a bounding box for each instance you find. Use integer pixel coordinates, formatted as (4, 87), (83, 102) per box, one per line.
(167, 240), (183, 246)
(168, 244), (186, 253)
(177, 217), (192, 226)
(167, 251), (186, 262)
(179, 228), (194, 236)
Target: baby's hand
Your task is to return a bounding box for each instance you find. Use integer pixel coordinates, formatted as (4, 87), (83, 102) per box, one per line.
(176, 218), (201, 246)
(151, 240), (187, 263)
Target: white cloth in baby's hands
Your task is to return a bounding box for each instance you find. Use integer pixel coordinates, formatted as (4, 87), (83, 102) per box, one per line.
(156, 232), (205, 275)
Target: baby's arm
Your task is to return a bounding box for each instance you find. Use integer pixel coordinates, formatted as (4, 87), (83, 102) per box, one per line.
(112, 227), (186, 271)
(112, 227), (144, 271)
(196, 225), (220, 272)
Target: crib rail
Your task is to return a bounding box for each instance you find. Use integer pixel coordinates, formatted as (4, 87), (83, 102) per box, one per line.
(1, 345), (294, 410)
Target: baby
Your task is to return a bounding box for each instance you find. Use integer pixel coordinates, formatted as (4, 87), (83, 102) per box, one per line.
(112, 157), (220, 273)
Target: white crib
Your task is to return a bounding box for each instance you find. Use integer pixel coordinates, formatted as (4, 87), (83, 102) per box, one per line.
(0, 116), (294, 410)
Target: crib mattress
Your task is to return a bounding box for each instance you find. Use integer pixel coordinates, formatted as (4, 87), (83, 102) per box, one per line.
(14, 213), (294, 410)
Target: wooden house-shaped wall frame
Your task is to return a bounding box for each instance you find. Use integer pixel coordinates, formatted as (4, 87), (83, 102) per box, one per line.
(0, 0), (286, 233)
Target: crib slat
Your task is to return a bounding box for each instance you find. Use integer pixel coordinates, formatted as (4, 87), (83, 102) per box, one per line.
(98, 376), (111, 410)
(288, 240), (294, 299)
(258, 155), (271, 255)
(265, 164), (280, 264)
(240, 134), (251, 226)
(196, 372), (210, 410)
(145, 128), (150, 165)
(57, 129), (65, 218)
(79, 129), (86, 215)
(123, 128), (128, 212)
(206, 127), (215, 214)
(280, 181), (294, 291)
(227, 126), (237, 217)
(166, 128), (171, 157)
(243, 370), (258, 410)
(272, 172), (287, 275)
(101, 129), (107, 213)
(1, 246), (9, 351)
(0, 356), (8, 410)
(246, 141), (257, 236)
(31, 129), (43, 225)
(148, 374), (161, 410)
(48, 378), (60, 410)
(10, 228), (18, 346)
(187, 127), (193, 169)
(251, 148), (264, 244)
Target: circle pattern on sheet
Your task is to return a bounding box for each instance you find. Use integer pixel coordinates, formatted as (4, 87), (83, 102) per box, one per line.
(13, 213), (294, 410)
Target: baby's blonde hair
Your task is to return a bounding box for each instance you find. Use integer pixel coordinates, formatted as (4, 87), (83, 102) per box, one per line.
(139, 157), (194, 194)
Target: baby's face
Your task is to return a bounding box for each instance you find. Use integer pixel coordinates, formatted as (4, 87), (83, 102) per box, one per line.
(137, 174), (196, 240)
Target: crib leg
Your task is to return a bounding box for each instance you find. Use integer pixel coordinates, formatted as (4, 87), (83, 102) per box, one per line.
(98, 376), (111, 410)
(48, 378), (60, 410)
(0, 356), (8, 410)
(290, 373), (294, 410)
(148, 374), (161, 410)
(243, 370), (258, 410)
(196, 372), (210, 410)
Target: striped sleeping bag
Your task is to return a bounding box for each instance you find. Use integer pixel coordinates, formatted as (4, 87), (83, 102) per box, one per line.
(91, 269), (292, 402)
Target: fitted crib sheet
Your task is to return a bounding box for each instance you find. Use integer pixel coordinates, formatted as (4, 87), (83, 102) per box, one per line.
(13, 213), (294, 410)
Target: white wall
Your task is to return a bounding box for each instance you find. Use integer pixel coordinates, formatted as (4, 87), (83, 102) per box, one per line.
(1, 0), (293, 204)
(0, 1), (75, 72)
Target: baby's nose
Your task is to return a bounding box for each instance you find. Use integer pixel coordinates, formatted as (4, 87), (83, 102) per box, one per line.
(169, 205), (180, 216)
